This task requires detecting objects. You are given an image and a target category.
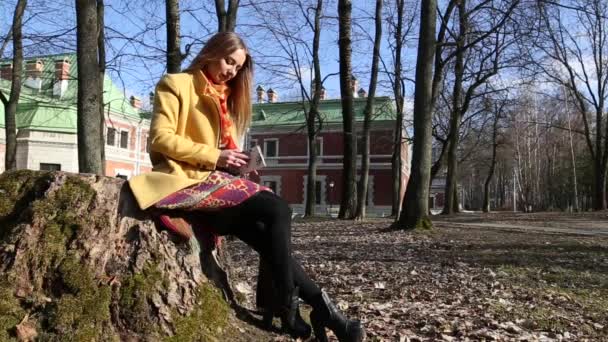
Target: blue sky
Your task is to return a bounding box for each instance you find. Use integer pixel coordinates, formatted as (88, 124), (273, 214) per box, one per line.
(1, 0), (420, 113)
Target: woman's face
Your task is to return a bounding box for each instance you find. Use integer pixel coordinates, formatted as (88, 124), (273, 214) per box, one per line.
(205, 48), (247, 84)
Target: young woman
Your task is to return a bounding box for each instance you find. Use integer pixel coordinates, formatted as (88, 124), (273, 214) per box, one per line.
(128, 32), (364, 341)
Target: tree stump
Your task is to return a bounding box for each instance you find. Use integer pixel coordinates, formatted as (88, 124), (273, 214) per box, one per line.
(0, 170), (242, 341)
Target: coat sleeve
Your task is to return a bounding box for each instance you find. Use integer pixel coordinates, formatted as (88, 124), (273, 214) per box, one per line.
(149, 75), (221, 169)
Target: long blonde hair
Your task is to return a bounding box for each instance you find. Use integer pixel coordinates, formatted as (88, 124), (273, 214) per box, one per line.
(185, 32), (253, 137)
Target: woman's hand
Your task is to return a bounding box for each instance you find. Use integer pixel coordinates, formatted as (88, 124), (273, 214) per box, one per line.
(217, 149), (249, 170)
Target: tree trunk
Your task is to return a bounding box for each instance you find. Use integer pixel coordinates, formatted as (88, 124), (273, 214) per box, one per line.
(355, 0), (382, 221)
(76, 0), (104, 175)
(483, 105), (500, 213)
(97, 0), (106, 172)
(392, 0), (436, 230)
(0, 170), (248, 340)
(595, 157), (607, 210)
(390, 0), (404, 217)
(166, 0), (181, 73)
(215, 0), (239, 32)
(338, 0), (356, 219)
(3, 0), (27, 171)
(304, 0), (323, 217)
(442, 0), (466, 215)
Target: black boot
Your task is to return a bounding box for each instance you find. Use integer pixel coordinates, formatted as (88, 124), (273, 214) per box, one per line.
(280, 286), (312, 339)
(310, 290), (364, 342)
(256, 259), (275, 329)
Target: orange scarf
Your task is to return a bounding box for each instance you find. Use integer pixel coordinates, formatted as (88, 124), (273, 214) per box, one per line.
(203, 71), (238, 150)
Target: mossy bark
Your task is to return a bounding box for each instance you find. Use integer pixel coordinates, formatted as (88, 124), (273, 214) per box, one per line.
(0, 171), (232, 340)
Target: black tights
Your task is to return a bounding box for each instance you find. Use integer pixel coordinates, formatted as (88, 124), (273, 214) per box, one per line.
(202, 191), (321, 305)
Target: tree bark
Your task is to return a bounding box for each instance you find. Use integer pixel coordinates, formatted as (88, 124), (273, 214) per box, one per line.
(0, 170), (243, 340)
(337, 0), (357, 219)
(304, 0), (323, 217)
(390, 0), (405, 217)
(483, 102), (501, 213)
(166, 0), (181, 73)
(355, 0), (382, 220)
(393, 0), (437, 230)
(97, 0), (106, 171)
(215, 0), (239, 32)
(4, 0), (27, 171)
(442, 0), (467, 215)
(76, 0), (104, 175)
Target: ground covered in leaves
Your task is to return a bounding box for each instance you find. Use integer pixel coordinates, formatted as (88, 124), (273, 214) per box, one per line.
(229, 211), (608, 341)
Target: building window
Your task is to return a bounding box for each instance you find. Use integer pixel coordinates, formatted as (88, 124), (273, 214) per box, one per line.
(303, 175), (327, 205)
(260, 176), (282, 195)
(120, 131), (129, 149)
(106, 127), (116, 146)
(264, 180), (277, 193)
(314, 181), (322, 205)
(264, 139), (278, 157)
(308, 137), (323, 156)
(40, 163), (61, 171)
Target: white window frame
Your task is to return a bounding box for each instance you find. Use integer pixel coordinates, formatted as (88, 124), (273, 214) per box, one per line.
(260, 175), (282, 196)
(302, 175), (327, 205)
(307, 136), (323, 157)
(263, 138), (279, 163)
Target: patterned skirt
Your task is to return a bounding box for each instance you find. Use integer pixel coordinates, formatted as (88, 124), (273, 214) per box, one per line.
(154, 171), (270, 240)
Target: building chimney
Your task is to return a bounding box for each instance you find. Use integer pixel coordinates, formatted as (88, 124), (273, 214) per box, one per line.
(24, 59), (44, 91)
(0, 63), (12, 81)
(319, 86), (326, 100)
(130, 95), (142, 109)
(53, 58), (70, 98)
(267, 88), (278, 103)
(350, 75), (358, 98)
(357, 87), (367, 98)
(256, 85), (265, 103)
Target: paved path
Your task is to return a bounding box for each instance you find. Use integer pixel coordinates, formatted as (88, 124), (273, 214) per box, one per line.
(433, 220), (608, 237)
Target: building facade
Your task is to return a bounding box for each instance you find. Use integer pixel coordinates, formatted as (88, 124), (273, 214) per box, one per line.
(0, 54), (152, 177)
(249, 89), (410, 217)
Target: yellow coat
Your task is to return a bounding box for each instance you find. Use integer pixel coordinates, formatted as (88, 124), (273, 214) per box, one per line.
(128, 69), (238, 210)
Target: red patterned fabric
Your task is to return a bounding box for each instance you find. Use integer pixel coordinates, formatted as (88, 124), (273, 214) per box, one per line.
(155, 171), (271, 242)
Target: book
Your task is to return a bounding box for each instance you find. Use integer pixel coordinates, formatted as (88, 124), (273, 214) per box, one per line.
(240, 145), (266, 174)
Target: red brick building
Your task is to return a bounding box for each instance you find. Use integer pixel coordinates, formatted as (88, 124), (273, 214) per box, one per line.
(249, 88), (410, 216)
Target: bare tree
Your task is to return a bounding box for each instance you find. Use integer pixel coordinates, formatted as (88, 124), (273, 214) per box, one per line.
(215, 0), (239, 32)
(531, 0), (608, 210)
(392, 0), (437, 229)
(2, 0), (27, 171)
(304, 0), (324, 217)
(338, 0), (357, 219)
(389, 0), (405, 217)
(76, 0), (104, 174)
(424, 0), (519, 214)
(247, 0), (329, 216)
(483, 97), (507, 212)
(355, 0), (382, 220)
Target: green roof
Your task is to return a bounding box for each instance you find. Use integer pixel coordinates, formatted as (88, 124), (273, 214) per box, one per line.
(0, 53), (147, 133)
(251, 96), (396, 127)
